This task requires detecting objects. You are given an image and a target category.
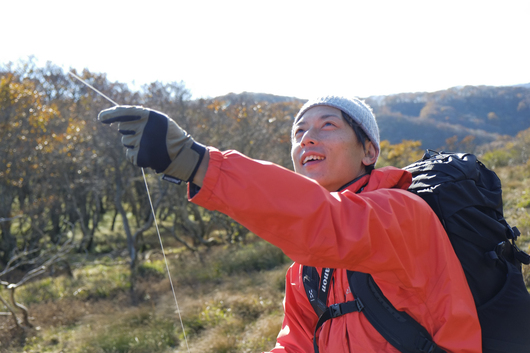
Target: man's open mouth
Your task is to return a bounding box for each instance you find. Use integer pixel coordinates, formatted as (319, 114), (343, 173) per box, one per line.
(303, 155), (325, 165)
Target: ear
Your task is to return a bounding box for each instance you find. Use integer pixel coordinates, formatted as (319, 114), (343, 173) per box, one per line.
(362, 141), (378, 166)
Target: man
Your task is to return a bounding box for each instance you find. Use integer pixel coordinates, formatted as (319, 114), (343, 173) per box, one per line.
(99, 96), (481, 352)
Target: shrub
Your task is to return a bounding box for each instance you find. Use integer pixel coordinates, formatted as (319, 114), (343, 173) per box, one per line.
(481, 149), (518, 169)
(214, 241), (290, 276)
(170, 240), (290, 286)
(137, 259), (167, 279)
(79, 308), (179, 353)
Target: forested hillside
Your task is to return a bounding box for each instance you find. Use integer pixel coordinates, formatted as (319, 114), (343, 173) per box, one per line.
(367, 85), (530, 149)
(1, 60), (530, 353)
(213, 85), (530, 151)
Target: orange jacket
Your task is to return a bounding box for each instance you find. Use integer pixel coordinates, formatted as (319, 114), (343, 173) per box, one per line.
(190, 149), (482, 353)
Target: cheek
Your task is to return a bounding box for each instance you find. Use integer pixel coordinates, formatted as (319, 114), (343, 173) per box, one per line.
(290, 142), (296, 157)
(291, 143), (307, 174)
(335, 137), (364, 165)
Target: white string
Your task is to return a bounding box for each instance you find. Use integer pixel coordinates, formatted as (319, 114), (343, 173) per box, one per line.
(142, 168), (190, 352)
(68, 72), (191, 352)
(67, 72), (120, 106)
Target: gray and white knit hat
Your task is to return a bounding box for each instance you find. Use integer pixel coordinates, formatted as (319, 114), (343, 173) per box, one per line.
(294, 96), (380, 156)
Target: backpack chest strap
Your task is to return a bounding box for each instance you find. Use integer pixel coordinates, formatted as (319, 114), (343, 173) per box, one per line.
(312, 299), (365, 353)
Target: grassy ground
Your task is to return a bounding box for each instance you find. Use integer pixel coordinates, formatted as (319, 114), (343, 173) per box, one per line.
(0, 239), (291, 353)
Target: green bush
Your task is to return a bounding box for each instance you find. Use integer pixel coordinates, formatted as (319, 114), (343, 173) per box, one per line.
(170, 240), (290, 286)
(516, 190), (530, 209)
(481, 149), (517, 168)
(137, 259), (167, 279)
(16, 277), (67, 304)
(214, 241), (290, 276)
(16, 262), (131, 305)
(79, 264), (131, 299)
(79, 309), (179, 353)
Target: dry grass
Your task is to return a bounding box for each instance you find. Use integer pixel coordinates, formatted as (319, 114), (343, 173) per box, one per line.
(0, 240), (290, 353)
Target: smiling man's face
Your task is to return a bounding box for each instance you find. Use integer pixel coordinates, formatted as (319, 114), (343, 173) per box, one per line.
(291, 105), (374, 192)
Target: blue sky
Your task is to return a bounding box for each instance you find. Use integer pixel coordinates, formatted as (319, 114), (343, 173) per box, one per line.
(2, 0), (529, 99)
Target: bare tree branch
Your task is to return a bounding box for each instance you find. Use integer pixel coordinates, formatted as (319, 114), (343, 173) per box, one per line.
(0, 292), (21, 328)
(9, 285), (32, 327)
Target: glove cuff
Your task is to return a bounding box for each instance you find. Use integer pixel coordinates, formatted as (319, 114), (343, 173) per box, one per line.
(162, 142), (207, 184)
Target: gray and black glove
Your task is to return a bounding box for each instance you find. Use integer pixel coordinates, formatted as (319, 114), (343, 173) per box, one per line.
(98, 106), (206, 184)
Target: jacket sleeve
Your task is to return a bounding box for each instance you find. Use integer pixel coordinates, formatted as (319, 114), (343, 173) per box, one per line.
(266, 263), (316, 353)
(191, 149), (436, 278)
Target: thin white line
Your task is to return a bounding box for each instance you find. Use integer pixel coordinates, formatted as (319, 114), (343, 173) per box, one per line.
(68, 71), (191, 352)
(142, 168), (190, 352)
(68, 71), (120, 106)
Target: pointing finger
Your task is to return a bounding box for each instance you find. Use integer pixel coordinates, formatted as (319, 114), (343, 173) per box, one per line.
(98, 106), (147, 124)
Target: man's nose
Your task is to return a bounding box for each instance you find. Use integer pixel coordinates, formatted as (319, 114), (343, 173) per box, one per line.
(300, 129), (318, 147)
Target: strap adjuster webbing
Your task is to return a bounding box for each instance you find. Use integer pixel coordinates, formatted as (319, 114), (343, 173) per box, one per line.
(313, 299), (364, 353)
(329, 299), (364, 318)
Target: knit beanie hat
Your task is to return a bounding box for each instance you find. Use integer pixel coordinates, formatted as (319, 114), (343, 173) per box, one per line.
(294, 96), (380, 157)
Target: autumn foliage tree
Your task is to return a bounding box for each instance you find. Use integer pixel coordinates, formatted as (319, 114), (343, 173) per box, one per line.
(377, 140), (423, 169)
(0, 72), (62, 263)
(0, 61), (302, 285)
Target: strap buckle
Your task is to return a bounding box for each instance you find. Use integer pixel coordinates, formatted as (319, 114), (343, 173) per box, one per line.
(329, 303), (342, 318)
(355, 298), (365, 312)
(329, 299), (364, 318)
(419, 337), (436, 353)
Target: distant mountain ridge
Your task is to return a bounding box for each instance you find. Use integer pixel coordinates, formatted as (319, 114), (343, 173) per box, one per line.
(211, 92), (304, 105)
(513, 83), (530, 89)
(211, 84), (530, 150)
(366, 84), (530, 149)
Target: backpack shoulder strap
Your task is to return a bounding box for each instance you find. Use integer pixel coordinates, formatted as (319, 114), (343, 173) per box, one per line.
(348, 271), (446, 353)
(302, 266), (334, 317)
(303, 266), (363, 353)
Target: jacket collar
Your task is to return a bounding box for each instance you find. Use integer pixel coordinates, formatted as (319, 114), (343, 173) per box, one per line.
(340, 166), (412, 194)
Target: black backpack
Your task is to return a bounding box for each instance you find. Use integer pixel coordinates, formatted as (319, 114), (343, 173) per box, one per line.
(303, 151), (530, 353)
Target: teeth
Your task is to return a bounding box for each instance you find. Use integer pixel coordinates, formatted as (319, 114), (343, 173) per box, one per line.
(303, 155), (324, 164)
